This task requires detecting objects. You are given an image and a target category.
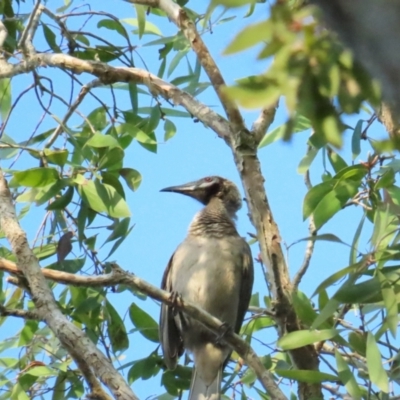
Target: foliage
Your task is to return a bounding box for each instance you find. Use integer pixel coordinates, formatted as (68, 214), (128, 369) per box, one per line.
(0, 0), (399, 399)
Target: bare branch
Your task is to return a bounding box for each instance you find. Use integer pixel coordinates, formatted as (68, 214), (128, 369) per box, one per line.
(0, 258), (287, 400)
(293, 167), (316, 289)
(251, 103), (279, 144)
(18, 1), (42, 57)
(0, 304), (40, 320)
(0, 171), (139, 400)
(45, 80), (94, 148)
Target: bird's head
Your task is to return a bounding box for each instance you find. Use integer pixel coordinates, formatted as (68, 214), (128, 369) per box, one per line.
(161, 176), (242, 216)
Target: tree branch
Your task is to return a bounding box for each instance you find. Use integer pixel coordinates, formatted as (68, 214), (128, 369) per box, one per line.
(127, 0), (246, 132)
(377, 101), (400, 141)
(251, 103), (279, 144)
(0, 53), (231, 141)
(293, 167), (316, 289)
(0, 258), (287, 400)
(0, 171), (138, 400)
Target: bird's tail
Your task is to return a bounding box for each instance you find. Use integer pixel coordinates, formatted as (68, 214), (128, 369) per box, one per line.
(188, 367), (221, 400)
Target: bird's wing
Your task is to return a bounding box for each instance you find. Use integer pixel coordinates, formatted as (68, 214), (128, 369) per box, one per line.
(159, 253), (184, 370)
(234, 239), (254, 334)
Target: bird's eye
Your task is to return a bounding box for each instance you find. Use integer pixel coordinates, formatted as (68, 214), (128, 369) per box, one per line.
(204, 177), (213, 182)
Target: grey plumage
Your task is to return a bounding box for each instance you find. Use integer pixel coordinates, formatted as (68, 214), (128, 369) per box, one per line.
(159, 176), (254, 400)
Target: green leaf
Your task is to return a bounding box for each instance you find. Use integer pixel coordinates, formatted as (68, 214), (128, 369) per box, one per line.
(85, 107), (107, 131)
(168, 49), (190, 77)
(349, 212), (366, 265)
(11, 383), (30, 400)
(335, 350), (362, 399)
(366, 332), (389, 393)
(278, 329), (339, 350)
(42, 24), (61, 52)
(129, 302), (159, 343)
(335, 164), (368, 181)
(134, 4), (146, 38)
(47, 186), (74, 211)
(97, 19), (127, 39)
(327, 148), (348, 173)
(351, 120), (363, 160)
(104, 217), (130, 244)
(86, 132), (120, 149)
(13, 167), (59, 187)
(77, 178), (131, 218)
(105, 300), (129, 353)
(311, 298), (340, 330)
(224, 20), (271, 55)
(18, 320), (39, 346)
(129, 83), (139, 114)
(348, 331), (367, 356)
(146, 106), (161, 133)
(101, 171), (125, 198)
(122, 18), (163, 36)
(303, 181), (333, 219)
(275, 369), (338, 383)
(312, 181), (360, 229)
(43, 148), (69, 166)
(258, 115), (311, 148)
(211, 0), (256, 8)
(0, 77), (12, 121)
(312, 260), (365, 297)
(376, 169), (395, 190)
(128, 352), (162, 384)
(290, 233), (346, 248)
(98, 147), (125, 170)
(120, 168), (142, 191)
(0, 133), (18, 159)
(33, 243), (57, 260)
(378, 270), (398, 338)
(297, 147), (318, 174)
(292, 291), (318, 327)
(164, 119), (177, 141)
(24, 366), (56, 377)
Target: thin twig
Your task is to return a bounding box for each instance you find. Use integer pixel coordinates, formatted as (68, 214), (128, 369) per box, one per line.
(293, 167), (317, 289)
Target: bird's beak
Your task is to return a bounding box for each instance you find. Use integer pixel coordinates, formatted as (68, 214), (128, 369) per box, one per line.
(160, 180), (199, 195)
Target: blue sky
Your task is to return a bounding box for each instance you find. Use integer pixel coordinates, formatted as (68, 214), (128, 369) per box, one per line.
(0, 0), (390, 399)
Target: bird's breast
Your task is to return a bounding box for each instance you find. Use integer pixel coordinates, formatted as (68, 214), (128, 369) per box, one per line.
(170, 236), (244, 325)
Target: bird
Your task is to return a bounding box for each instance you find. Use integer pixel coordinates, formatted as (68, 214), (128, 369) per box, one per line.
(159, 176), (254, 400)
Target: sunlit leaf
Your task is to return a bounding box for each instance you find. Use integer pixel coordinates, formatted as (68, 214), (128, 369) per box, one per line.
(13, 168), (59, 187)
(335, 350), (362, 399)
(366, 332), (389, 393)
(129, 303), (159, 343)
(278, 329), (339, 350)
(106, 300), (129, 353)
(275, 369), (338, 383)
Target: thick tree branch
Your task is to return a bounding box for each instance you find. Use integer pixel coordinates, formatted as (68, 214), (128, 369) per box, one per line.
(0, 171), (138, 400)
(0, 258), (287, 400)
(0, 53), (231, 141)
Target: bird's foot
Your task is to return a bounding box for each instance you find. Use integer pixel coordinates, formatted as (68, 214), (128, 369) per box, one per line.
(169, 291), (182, 316)
(215, 322), (233, 344)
